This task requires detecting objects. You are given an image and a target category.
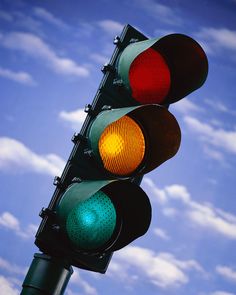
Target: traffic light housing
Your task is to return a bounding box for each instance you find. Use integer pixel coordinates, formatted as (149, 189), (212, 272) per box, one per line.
(88, 105), (181, 176)
(57, 180), (151, 253)
(117, 33), (208, 105)
(34, 24), (208, 274)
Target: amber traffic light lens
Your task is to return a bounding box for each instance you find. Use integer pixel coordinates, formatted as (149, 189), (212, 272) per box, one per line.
(98, 115), (145, 175)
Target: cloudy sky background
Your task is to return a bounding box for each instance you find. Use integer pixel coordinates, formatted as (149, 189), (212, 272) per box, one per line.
(0, 0), (236, 294)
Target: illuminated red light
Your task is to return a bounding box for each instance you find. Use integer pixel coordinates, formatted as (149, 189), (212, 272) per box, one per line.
(129, 47), (171, 104)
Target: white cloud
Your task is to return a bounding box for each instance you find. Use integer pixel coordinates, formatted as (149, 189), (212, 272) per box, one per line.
(17, 223), (38, 239)
(0, 212), (20, 231)
(203, 145), (225, 163)
(0, 257), (26, 275)
(66, 289), (78, 295)
(171, 98), (203, 115)
(162, 207), (178, 217)
(0, 32), (89, 77)
(0, 275), (19, 295)
(154, 29), (176, 38)
(90, 53), (109, 65)
(215, 208), (236, 224)
(0, 66), (36, 85)
(0, 211), (37, 239)
(143, 177), (236, 240)
(211, 291), (235, 295)
(0, 137), (65, 176)
(0, 11), (13, 22)
(157, 252), (205, 274)
(142, 177), (167, 204)
(165, 184), (191, 203)
(171, 186), (236, 240)
(12, 12), (42, 34)
(197, 27), (236, 54)
(109, 245), (203, 289)
(108, 259), (130, 282)
(153, 228), (170, 240)
(134, 0), (182, 25)
(33, 7), (69, 29)
(70, 270), (98, 295)
(97, 20), (124, 35)
(184, 116), (236, 154)
(59, 108), (87, 131)
(216, 265), (236, 282)
(204, 99), (236, 116)
(187, 206), (236, 240)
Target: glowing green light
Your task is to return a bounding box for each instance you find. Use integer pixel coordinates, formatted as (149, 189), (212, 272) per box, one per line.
(66, 190), (117, 250)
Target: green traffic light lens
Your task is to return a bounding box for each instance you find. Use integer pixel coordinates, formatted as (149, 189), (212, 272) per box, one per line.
(66, 190), (117, 250)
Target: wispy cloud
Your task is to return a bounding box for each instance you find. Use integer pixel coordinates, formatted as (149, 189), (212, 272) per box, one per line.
(89, 53), (109, 65)
(143, 178), (236, 240)
(216, 265), (236, 282)
(196, 27), (236, 57)
(184, 115), (236, 155)
(186, 204), (236, 240)
(204, 99), (236, 116)
(203, 145), (225, 163)
(59, 108), (87, 131)
(172, 97), (236, 163)
(0, 137), (65, 176)
(142, 177), (167, 204)
(108, 245), (204, 289)
(0, 11), (13, 22)
(70, 270), (98, 295)
(1, 7), (69, 33)
(211, 292), (235, 295)
(8, 11), (43, 35)
(0, 211), (37, 239)
(171, 97), (203, 115)
(172, 100), (236, 164)
(153, 228), (170, 240)
(0, 212), (20, 232)
(162, 207), (178, 217)
(0, 66), (36, 85)
(33, 7), (69, 30)
(97, 20), (124, 35)
(168, 184), (236, 240)
(0, 32), (89, 77)
(0, 257), (26, 275)
(0, 275), (19, 295)
(134, 0), (182, 26)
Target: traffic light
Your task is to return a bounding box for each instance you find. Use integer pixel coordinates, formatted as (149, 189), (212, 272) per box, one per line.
(57, 180), (152, 253)
(117, 33), (208, 105)
(55, 105), (180, 255)
(23, 24), (208, 294)
(87, 105), (181, 177)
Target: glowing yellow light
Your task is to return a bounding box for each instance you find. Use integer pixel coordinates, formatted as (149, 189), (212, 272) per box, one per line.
(100, 133), (125, 156)
(98, 115), (145, 175)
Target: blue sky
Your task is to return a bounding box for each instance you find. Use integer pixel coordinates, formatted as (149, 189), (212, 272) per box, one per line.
(0, 0), (236, 294)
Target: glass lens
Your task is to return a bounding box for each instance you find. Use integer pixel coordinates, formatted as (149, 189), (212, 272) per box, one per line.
(66, 190), (116, 250)
(129, 47), (170, 104)
(99, 115), (145, 175)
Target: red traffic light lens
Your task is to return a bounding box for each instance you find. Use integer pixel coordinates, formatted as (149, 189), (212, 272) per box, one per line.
(129, 47), (171, 104)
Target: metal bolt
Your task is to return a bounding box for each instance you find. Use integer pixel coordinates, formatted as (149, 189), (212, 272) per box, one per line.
(113, 36), (121, 46)
(53, 176), (61, 186)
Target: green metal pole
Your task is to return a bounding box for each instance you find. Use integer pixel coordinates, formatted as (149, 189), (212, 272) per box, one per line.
(21, 253), (73, 295)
